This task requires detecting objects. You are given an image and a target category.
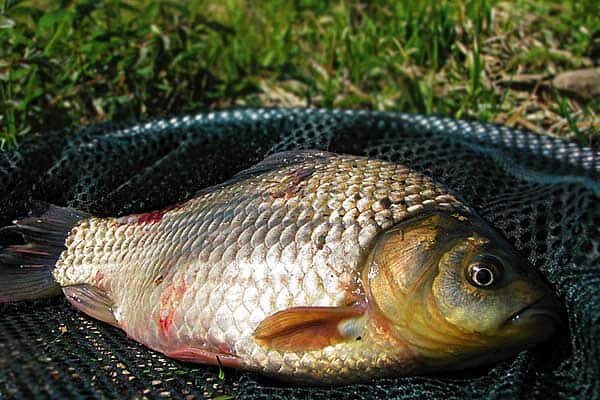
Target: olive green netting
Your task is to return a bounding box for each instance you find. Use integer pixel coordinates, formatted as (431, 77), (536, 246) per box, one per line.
(0, 109), (598, 399)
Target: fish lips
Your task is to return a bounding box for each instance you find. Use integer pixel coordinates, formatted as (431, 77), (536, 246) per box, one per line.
(507, 295), (563, 330)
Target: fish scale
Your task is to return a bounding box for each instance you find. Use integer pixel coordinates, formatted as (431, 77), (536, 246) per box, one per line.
(48, 152), (471, 382)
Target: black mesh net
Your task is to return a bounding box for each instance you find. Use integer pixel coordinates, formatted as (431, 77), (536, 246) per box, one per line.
(0, 109), (598, 399)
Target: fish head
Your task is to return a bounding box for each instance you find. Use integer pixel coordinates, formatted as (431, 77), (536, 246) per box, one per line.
(365, 211), (561, 371)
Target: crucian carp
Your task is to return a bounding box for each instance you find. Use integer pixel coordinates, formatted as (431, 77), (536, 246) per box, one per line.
(0, 151), (560, 384)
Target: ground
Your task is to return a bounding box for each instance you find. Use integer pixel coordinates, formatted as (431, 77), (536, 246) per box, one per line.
(0, 0), (598, 149)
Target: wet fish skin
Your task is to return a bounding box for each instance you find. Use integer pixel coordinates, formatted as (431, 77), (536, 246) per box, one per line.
(53, 152), (467, 381)
(1, 151), (559, 384)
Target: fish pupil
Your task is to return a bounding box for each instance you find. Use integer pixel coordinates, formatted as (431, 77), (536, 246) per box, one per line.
(466, 259), (501, 288)
(474, 268), (493, 286)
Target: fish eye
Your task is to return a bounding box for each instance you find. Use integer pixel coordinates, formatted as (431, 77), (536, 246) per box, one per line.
(466, 256), (503, 288)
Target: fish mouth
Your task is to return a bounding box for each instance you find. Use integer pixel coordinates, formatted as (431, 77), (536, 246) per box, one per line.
(507, 295), (562, 327)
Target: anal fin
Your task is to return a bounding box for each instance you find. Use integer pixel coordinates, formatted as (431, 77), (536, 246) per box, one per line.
(63, 284), (118, 327)
(167, 348), (241, 368)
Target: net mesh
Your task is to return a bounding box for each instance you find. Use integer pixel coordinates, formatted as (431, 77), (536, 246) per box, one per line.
(0, 109), (598, 399)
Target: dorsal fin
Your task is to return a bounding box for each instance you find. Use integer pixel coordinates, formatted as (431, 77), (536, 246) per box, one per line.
(232, 150), (336, 181)
(195, 150), (336, 196)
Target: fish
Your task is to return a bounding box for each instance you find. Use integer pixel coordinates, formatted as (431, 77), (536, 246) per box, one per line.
(0, 150), (560, 384)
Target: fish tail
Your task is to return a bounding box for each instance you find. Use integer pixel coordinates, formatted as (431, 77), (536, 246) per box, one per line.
(0, 204), (90, 302)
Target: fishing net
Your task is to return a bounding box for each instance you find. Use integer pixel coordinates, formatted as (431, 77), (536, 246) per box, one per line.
(0, 108), (598, 399)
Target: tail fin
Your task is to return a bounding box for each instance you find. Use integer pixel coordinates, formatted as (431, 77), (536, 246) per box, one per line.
(0, 205), (90, 302)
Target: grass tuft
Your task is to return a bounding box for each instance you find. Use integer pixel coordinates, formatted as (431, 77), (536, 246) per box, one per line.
(0, 0), (598, 148)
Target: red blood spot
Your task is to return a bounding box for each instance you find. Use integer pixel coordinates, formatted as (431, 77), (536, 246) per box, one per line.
(290, 167), (315, 185)
(268, 167), (315, 200)
(268, 190), (287, 199)
(159, 313), (174, 334)
(157, 277), (187, 337)
(135, 210), (166, 225)
(268, 186), (300, 200)
(120, 202), (186, 226)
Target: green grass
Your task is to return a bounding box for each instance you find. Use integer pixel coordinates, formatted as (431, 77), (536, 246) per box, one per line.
(0, 0), (598, 149)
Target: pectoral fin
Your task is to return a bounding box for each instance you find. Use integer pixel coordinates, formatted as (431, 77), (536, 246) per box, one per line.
(253, 304), (366, 352)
